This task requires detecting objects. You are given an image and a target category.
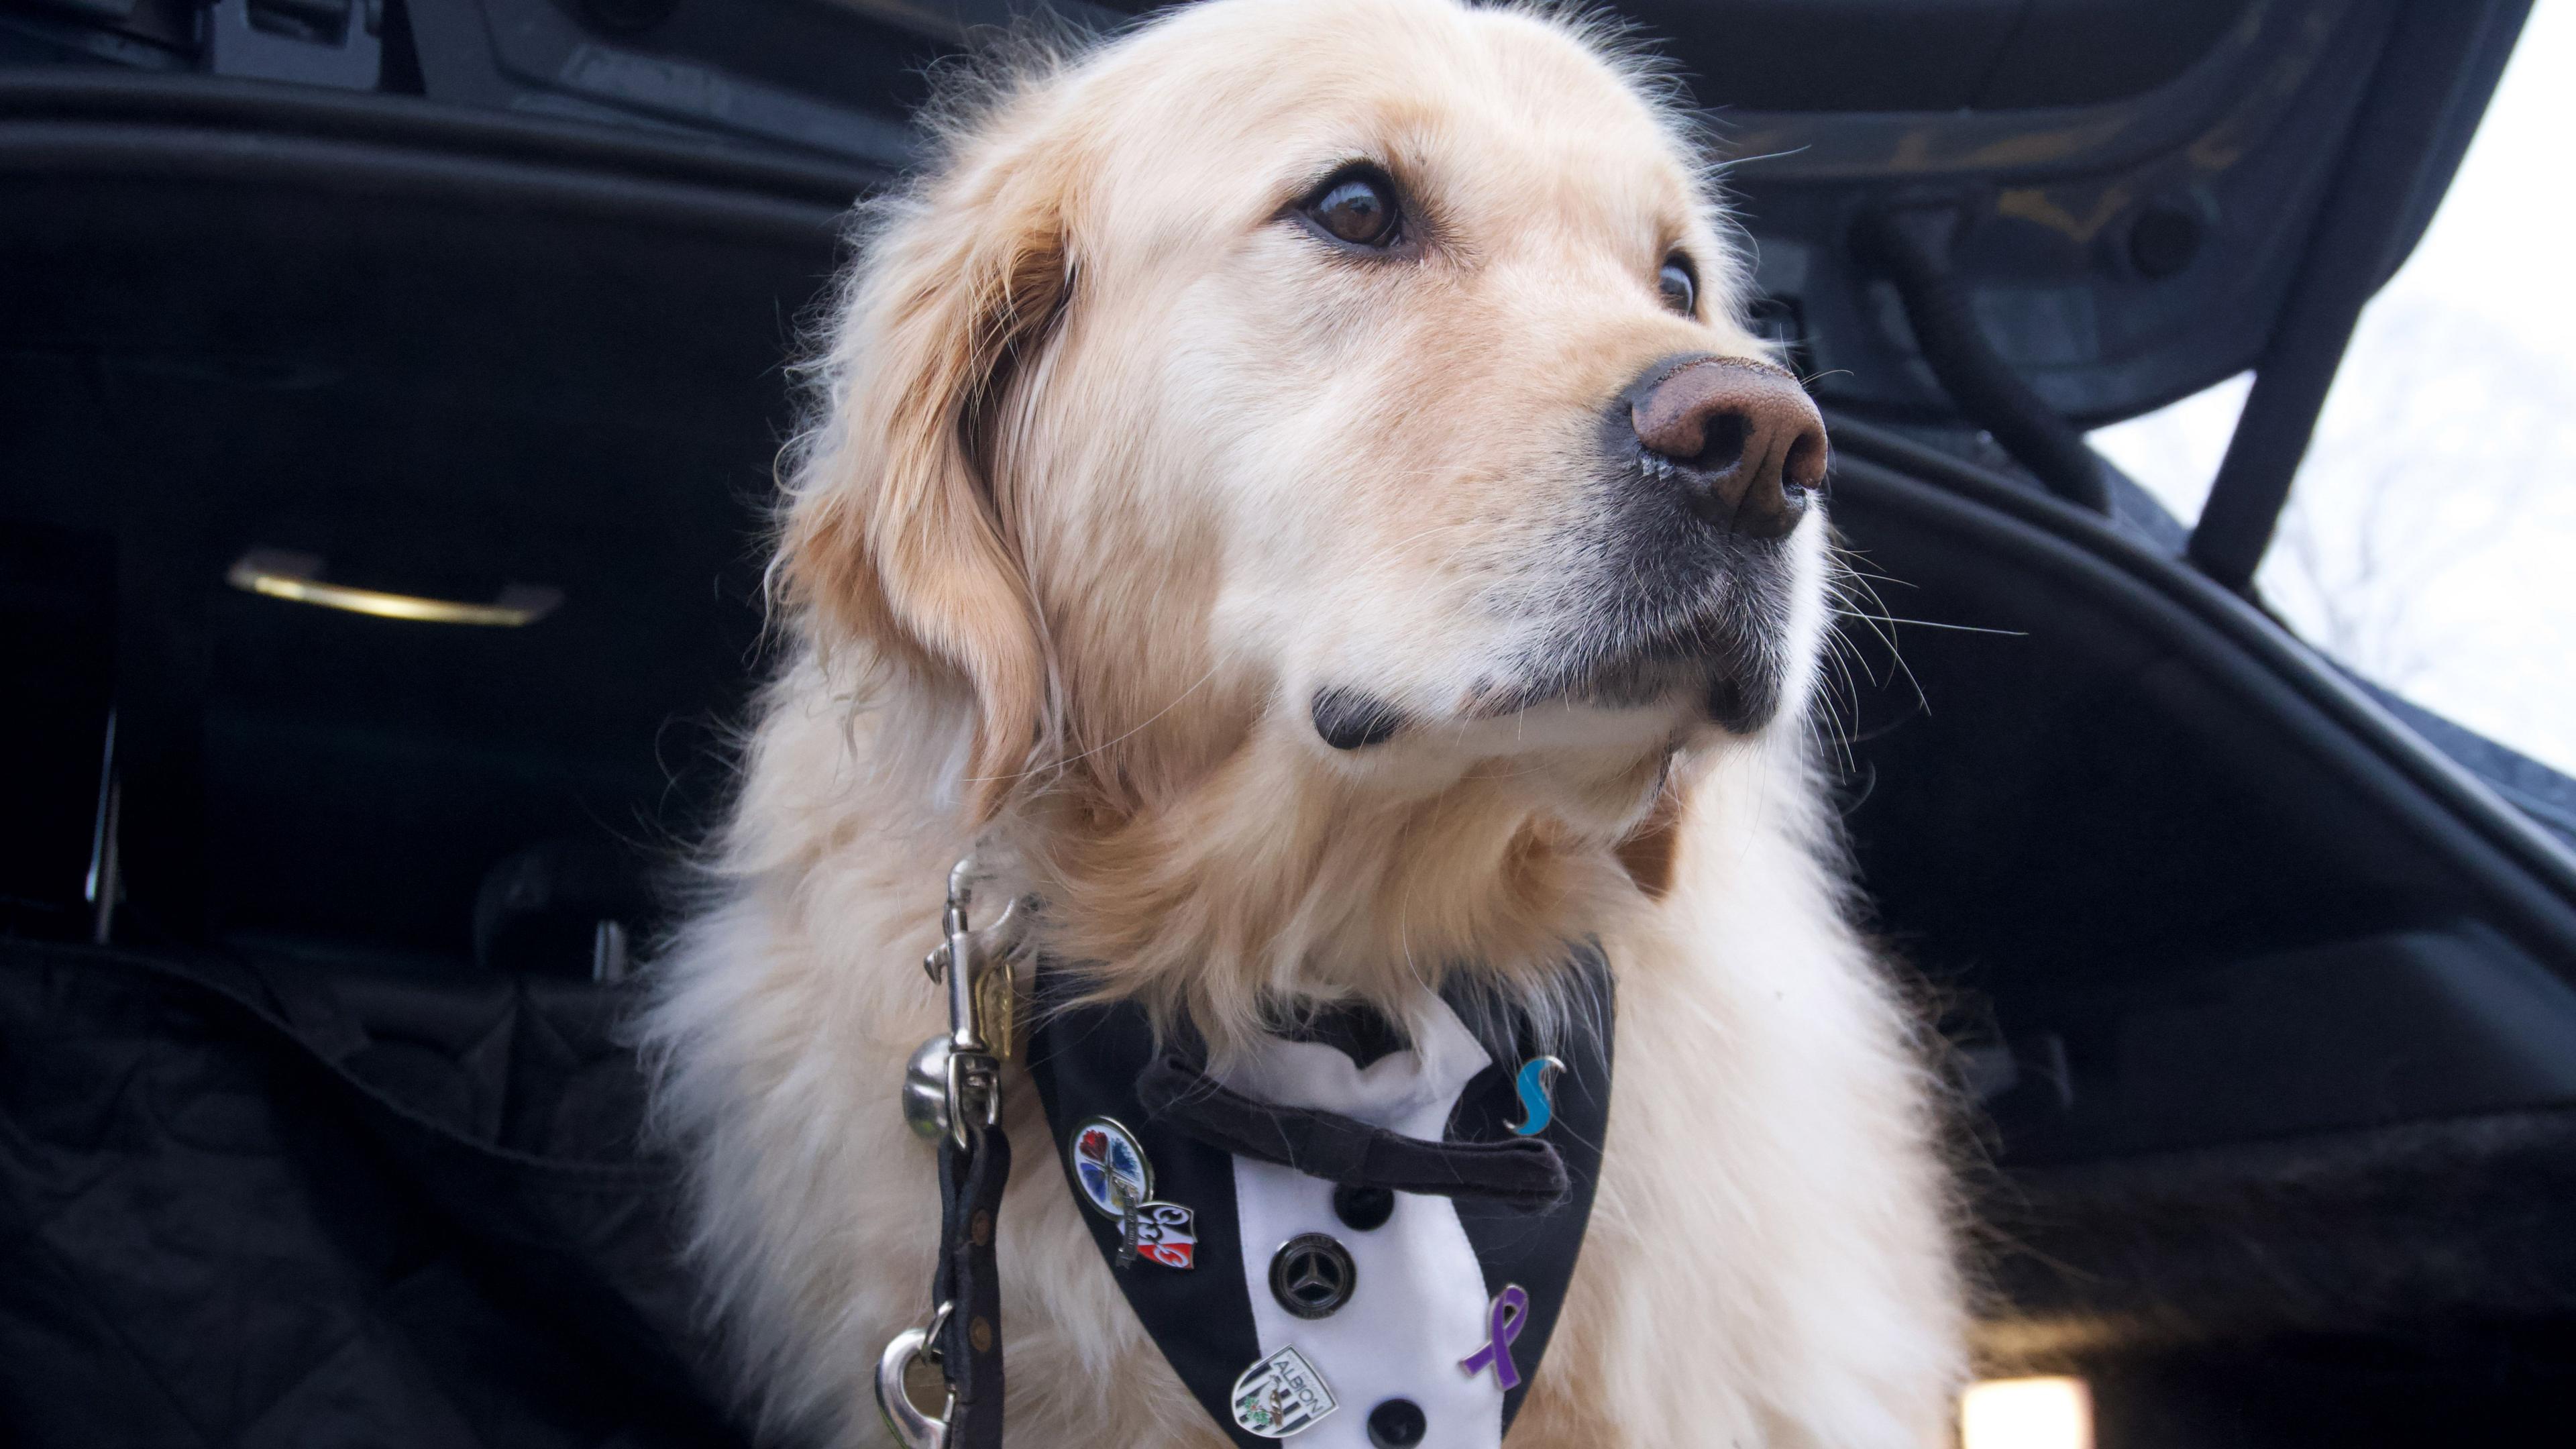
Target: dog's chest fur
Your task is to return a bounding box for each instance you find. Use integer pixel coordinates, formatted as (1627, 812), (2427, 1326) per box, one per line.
(645, 705), (1963, 1448)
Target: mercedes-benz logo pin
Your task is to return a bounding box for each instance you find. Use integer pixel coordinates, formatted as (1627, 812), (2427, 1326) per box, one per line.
(1268, 1233), (1356, 1319)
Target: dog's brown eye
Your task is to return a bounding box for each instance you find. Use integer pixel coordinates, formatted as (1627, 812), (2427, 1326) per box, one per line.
(1301, 167), (1403, 249)
(1658, 255), (1698, 317)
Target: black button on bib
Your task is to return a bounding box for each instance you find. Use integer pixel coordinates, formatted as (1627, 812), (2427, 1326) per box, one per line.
(1367, 1396), (1429, 1448)
(1333, 1183), (1396, 1231)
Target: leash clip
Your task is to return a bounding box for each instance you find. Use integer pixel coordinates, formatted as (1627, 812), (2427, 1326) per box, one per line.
(874, 1301), (956, 1449)
(904, 857), (1022, 1144)
(884, 859), (1018, 1448)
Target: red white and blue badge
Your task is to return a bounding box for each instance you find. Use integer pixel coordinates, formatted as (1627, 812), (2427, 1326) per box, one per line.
(1068, 1116), (1153, 1220)
(1230, 1344), (1337, 1438)
(1126, 1200), (1198, 1269)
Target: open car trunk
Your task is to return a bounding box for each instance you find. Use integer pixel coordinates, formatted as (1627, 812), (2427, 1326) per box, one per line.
(0, 83), (854, 1446)
(7, 1), (2576, 1444)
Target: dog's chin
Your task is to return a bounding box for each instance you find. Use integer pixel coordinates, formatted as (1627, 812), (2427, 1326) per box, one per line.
(1479, 635), (1787, 739)
(1309, 650), (1780, 765)
(1309, 588), (1797, 759)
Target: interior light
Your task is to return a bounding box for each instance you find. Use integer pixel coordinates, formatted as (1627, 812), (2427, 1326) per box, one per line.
(1961, 1376), (2092, 1449)
(225, 548), (561, 628)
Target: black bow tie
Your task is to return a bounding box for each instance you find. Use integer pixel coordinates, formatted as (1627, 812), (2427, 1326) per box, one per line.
(1134, 1050), (1570, 1212)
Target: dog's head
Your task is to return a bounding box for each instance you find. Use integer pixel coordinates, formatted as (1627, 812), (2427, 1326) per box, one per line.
(784, 0), (1828, 840)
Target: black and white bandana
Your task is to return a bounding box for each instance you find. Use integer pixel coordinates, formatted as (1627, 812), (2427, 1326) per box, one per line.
(1025, 949), (1613, 1448)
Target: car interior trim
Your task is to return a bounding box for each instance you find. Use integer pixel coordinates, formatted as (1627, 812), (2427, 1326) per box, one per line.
(2189, 0), (2532, 590)
(1828, 411), (2576, 949)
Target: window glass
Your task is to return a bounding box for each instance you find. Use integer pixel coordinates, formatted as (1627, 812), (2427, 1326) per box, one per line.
(2093, 4), (2576, 776)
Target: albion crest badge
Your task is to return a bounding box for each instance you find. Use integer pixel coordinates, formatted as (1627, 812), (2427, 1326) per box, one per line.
(1230, 1345), (1337, 1438)
(1067, 1116), (1152, 1219)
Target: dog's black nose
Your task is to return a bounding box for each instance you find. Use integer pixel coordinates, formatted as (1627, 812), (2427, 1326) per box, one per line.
(1623, 354), (1827, 539)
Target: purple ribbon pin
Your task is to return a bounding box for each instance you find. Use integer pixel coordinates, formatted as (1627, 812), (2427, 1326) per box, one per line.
(1457, 1285), (1529, 1390)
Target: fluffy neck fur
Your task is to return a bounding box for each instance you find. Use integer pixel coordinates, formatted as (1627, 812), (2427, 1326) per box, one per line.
(1008, 732), (1654, 1053)
(747, 643), (1669, 1055)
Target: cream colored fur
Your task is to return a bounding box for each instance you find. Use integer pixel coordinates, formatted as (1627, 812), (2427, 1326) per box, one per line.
(643, 1), (1964, 1443)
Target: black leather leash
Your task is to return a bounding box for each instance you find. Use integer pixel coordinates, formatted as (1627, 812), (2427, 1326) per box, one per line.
(931, 1123), (1010, 1448)
(877, 863), (1020, 1449)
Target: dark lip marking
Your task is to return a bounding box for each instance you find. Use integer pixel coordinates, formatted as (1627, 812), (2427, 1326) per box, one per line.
(1705, 672), (1769, 735)
(1310, 686), (1407, 750)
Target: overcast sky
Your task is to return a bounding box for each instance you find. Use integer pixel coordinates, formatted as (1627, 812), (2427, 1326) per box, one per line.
(2092, 2), (2576, 776)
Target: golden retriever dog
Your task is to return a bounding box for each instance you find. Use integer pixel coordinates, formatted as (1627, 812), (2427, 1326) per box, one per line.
(643, 0), (1963, 1444)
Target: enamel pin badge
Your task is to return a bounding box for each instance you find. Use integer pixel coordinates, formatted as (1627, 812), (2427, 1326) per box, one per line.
(1072, 1117), (1196, 1270)
(1507, 1055), (1567, 1136)
(1231, 1345), (1337, 1438)
(1118, 1200), (1199, 1271)
(1459, 1284), (1530, 1389)
(1068, 1116), (1152, 1218)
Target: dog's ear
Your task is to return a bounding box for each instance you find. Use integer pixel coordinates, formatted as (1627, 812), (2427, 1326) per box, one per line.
(780, 134), (1073, 820)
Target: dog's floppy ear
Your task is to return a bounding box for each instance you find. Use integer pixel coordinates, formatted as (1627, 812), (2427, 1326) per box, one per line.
(780, 130), (1073, 820)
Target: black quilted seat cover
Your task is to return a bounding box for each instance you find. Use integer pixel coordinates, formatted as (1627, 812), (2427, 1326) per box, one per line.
(0, 938), (743, 1449)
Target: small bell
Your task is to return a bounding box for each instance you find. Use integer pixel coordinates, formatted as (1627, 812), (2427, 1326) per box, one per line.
(902, 1036), (953, 1140)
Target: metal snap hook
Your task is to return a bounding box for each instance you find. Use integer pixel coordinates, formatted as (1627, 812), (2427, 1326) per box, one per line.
(874, 1306), (956, 1449)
